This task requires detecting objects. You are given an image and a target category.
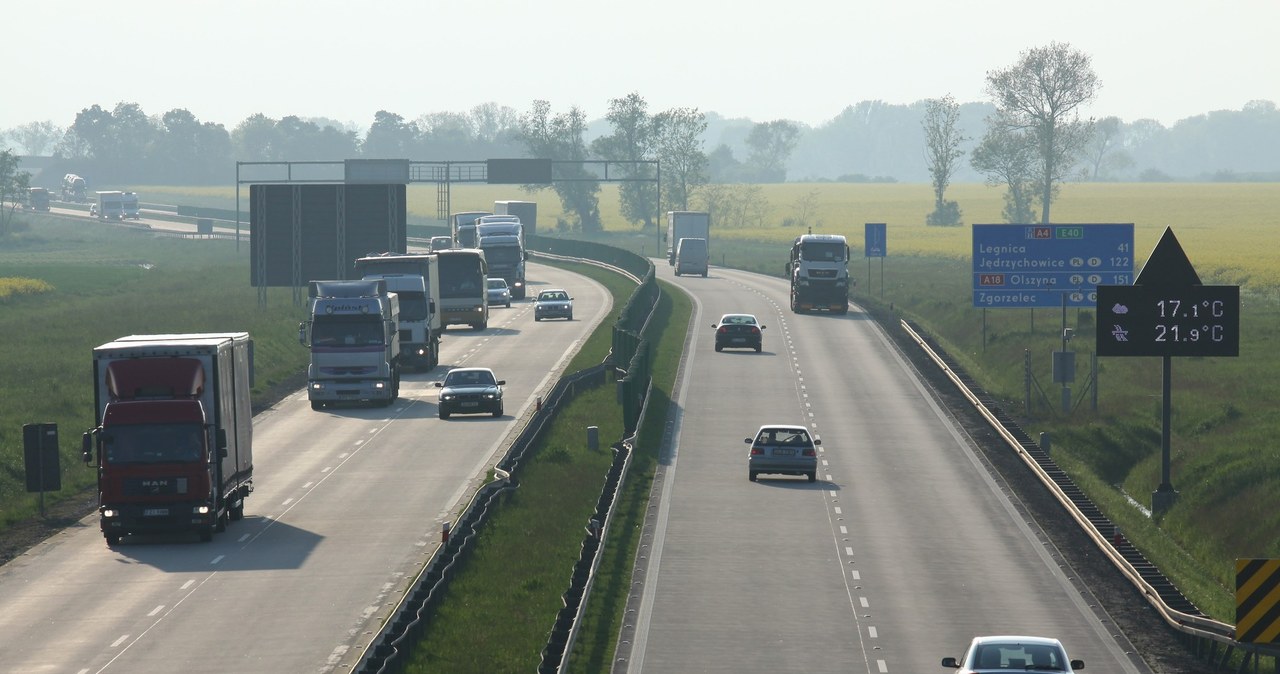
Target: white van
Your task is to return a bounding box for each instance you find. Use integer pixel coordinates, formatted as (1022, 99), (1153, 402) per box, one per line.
(674, 237), (709, 277)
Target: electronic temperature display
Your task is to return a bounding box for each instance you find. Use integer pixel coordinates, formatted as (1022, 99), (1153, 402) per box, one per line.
(1096, 285), (1239, 357)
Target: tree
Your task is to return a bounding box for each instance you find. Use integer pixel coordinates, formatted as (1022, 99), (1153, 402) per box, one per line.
(971, 117), (1040, 223)
(8, 121), (62, 156)
(1080, 116), (1134, 180)
(0, 150), (32, 236)
(363, 111), (418, 158)
(232, 114), (279, 161)
(517, 101), (600, 232)
(922, 95), (966, 226)
(744, 120), (800, 182)
(591, 93), (660, 230)
(654, 107), (708, 211)
(984, 42), (1100, 223)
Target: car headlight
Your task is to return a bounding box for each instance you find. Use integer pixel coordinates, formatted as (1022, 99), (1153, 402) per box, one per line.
(441, 393), (455, 401)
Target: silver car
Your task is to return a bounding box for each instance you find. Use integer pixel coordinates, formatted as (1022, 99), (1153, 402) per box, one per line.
(534, 289), (573, 321)
(746, 424), (818, 482)
(486, 278), (511, 307)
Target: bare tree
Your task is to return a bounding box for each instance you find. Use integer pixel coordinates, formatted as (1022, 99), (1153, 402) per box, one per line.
(922, 95), (966, 225)
(985, 42), (1099, 223)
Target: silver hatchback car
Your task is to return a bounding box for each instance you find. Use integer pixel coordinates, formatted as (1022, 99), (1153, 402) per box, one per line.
(746, 424), (819, 482)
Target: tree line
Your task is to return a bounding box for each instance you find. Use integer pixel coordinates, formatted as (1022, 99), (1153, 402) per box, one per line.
(5, 42), (1278, 231)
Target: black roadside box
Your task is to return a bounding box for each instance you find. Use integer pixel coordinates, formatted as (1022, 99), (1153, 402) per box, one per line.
(24, 423), (61, 492)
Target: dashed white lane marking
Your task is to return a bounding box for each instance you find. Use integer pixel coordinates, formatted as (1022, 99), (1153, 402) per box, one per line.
(111, 635), (129, 648)
(869, 626), (879, 638)
(147, 605), (164, 617)
(210, 555), (224, 565)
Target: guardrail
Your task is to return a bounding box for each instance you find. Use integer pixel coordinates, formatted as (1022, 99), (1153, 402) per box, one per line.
(898, 317), (1275, 671)
(356, 248), (656, 674)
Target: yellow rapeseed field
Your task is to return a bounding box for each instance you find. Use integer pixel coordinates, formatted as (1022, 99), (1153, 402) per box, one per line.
(0, 277), (55, 300)
(143, 181), (1280, 291)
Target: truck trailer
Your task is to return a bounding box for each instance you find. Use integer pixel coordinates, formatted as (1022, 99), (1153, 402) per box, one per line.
(300, 279), (401, 409)
(786, 234), (851, 314)
(493, 200), (537, 238)
(451, 211), (491, 249)
(354, 253), (443, 371)
(666, 211), (711, 265)
(82, 332), (254, 546)
(91, 190), (125, 220)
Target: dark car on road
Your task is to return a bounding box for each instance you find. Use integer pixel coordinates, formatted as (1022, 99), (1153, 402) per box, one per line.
(713, 313), (765, 352)
(434, 367), (505, 419)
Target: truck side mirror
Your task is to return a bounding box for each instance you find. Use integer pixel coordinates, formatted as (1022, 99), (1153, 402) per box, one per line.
(297, 322), (308, 346)
(81, 431), (96, 465)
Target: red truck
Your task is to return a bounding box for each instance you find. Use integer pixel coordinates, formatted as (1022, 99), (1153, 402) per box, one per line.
(82, 333), (254, 546)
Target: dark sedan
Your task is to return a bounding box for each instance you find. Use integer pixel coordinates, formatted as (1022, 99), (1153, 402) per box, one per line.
(713, 313), (765, 352)
(434, 367), (505, 419)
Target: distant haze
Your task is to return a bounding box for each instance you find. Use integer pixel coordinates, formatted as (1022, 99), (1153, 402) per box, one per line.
(4, 0), (1278, 131)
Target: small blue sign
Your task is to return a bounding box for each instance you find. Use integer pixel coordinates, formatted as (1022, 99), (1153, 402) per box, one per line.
(972, 224), (1134, 308)
(864, 223), (886, 258)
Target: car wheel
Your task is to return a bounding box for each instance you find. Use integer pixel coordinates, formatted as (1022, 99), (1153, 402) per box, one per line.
(749, 470), (758, 482)
(311, 400), (323, 411)
(535, 315), (541, 321)
(715, 343), (723, 352)
(199, 527), (214, 542)
(105, 533), (121, 547)
(807, 471), (817, 483)
(567, 312), (573, 320)
(492, 404), (502, 418)
(755, 344), (762, 353)
(439, 408), (450, 420)
(506, 301), (511, 308)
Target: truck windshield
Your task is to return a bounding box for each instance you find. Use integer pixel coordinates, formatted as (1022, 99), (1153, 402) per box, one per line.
(311, 316), (385, 346)
(104, 423), (204, 464)
(481, 246), (522, 264)
(397, 292), (428, 321)
(800, 242), (846, 262)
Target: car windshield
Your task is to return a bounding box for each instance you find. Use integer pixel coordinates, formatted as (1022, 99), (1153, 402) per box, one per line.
(540, 292), (567, 301)
(446, 370), (494, 386)
(488, 280), (506, 290)
(757, 428), (810, 445)
(971, 643), (1065, 670)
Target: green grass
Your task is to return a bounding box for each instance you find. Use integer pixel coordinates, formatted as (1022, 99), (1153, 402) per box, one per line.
(398, 260), (642, 673)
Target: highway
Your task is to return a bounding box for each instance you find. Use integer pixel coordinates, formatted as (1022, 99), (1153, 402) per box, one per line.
(620, 264), (1152, 673)
(0, 262), (611, 674)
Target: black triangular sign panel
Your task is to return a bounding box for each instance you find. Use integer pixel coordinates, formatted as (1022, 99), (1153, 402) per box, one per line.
(1134, 227), (1201, 286)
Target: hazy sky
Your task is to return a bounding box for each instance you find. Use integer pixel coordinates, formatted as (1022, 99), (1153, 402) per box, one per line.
(6, 0), (1278, 134)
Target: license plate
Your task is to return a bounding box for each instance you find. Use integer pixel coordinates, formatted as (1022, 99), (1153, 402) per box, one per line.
(771, 448), (796, 456)
(143, 508), (169, 516)
(461, 401), (479, 407)
(732, 337), (745, 343)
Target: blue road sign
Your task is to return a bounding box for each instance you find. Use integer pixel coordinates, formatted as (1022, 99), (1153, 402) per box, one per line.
(972, 224), (1134, 308)
(865, 222), (886, 258)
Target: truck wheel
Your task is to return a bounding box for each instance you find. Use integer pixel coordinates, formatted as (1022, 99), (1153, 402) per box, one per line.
(215, 511), (227, 533)
(199, 527), (214, 543)
(105, 533), (121, 547)
(230, 499), (244, 521)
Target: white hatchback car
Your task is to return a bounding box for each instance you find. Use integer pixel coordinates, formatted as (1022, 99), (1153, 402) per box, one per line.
(941, 635), (1084, 673)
